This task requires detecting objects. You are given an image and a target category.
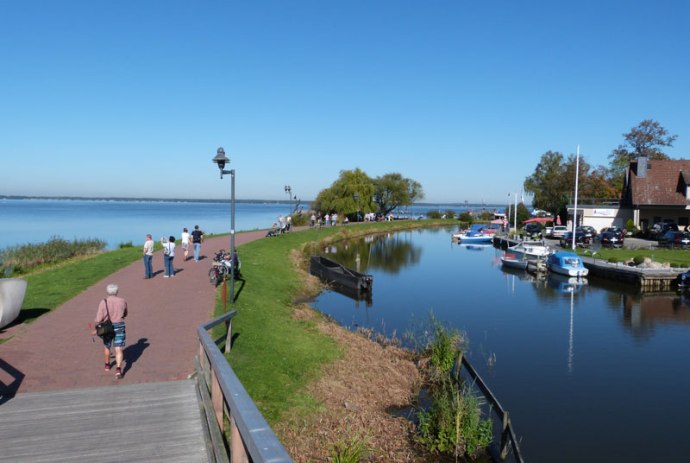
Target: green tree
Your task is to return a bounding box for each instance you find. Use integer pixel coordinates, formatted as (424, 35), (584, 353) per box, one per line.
(373, 173), (424, 217)
(523, 151), (570, 217)
(312, 168), (375, 217)
(608, 119), (678, 190)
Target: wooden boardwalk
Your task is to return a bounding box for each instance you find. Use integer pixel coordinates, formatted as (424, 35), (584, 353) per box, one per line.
(0, 380), (209, 462)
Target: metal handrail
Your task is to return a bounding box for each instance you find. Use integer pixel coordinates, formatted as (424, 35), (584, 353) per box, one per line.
(196, 310), (293, 463)
(460, 356), (525, 463)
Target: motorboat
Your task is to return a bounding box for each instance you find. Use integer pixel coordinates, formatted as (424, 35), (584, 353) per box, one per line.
(309, 256), (373, 292)
(500, 252), (528, 270)
(452, 224), (495, 243)
(546, 251), (589, 278)
(0, 278), (28, 329)
(506, 240), (552, 261)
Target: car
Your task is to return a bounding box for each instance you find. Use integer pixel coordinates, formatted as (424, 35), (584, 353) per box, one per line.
(549, 225), (568, 238)
(658, 230), (690, 249)
(577, 225), (597, 239)
(560, 230), (591, 248)
(523, 223), (543, 238)
(600, 226), (625, 240)
(600, 231), (624, 248)
(649, 222), (678, 240)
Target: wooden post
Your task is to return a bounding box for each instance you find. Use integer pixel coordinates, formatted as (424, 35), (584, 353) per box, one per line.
(231, 416), (249, 463)
(212, 370), (224, 433)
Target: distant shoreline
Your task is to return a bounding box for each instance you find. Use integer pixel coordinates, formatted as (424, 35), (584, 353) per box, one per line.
(0, 195), (502, 208)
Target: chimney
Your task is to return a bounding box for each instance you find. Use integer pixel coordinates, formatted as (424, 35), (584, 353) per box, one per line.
(637, 155), (648, 178)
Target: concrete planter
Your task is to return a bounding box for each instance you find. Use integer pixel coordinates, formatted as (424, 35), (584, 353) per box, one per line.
(0, 278), (28, 329)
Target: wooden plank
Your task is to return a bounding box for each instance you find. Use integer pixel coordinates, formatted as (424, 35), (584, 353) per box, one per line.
(0, 380), (209, 462)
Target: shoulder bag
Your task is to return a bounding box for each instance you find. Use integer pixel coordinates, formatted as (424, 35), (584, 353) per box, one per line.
(95, 298), (115, 340)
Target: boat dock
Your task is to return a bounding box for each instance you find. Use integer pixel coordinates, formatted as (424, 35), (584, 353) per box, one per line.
(492, 235), (684, 291)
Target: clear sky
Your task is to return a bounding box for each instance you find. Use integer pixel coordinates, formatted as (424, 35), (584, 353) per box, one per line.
(1, 1), (688, 204)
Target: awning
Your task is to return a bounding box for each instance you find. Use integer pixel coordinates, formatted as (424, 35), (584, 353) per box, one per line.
(523, 217), (554, 224)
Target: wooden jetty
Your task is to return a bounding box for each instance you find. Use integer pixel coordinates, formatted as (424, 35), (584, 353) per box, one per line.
(0, 381), (209, 462)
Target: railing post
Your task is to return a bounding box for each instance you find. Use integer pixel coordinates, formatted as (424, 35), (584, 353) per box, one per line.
(231, 416), (249, 463)
(500, 411), (510, 460)
(212, 369), (224, 432)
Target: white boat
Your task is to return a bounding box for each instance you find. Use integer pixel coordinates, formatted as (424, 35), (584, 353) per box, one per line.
(506, 240), (552, 261)
(452, 224), (495, 243)
(500, 253), (528, 270)
(546, 251), (589, 278)
(0, 278), (28, 329)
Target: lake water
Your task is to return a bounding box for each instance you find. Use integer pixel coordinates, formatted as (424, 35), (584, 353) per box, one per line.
(312, 227), (689, 463)
(0, 198), (495, 250)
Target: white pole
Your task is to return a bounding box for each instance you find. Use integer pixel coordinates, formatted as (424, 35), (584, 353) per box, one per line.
(572, 145), (580, 250)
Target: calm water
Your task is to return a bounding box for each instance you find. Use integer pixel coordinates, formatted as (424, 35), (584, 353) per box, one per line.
(312, 227), (690, 463)
(0, 198), (495, 250)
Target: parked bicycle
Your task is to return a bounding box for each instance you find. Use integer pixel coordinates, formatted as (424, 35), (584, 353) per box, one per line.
(208, 249), (241, 286)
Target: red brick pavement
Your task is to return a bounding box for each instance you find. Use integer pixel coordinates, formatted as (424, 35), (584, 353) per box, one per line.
(0, 231), (270, 394)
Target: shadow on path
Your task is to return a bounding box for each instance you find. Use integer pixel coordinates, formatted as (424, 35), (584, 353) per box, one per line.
(123, 338), (150, 375)
(0, 358), (25, 405)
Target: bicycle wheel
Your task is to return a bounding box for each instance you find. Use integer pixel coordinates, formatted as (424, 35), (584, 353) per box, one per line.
(208, 268), (219, 285)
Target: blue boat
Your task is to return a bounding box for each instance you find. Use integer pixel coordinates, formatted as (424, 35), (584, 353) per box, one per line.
(451, 224), (495, 243)
(546, 251), (589, 278)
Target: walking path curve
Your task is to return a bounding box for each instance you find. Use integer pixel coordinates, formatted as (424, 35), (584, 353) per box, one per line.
(1, 230), (269, 395)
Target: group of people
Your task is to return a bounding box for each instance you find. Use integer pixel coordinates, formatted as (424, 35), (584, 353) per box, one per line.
(309, 212), (340, 227)
(143, 225), (204, 279)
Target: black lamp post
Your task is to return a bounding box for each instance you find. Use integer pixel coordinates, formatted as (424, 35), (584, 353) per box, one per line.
(212, 147), (236, 301)
(353, 193), (360, 222)
(284, 185), (292, 214)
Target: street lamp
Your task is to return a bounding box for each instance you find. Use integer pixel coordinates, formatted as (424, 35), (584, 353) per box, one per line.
(353, 193), (360, 222)
(212, 147), (236, 302)
(284, 185), (292, 214)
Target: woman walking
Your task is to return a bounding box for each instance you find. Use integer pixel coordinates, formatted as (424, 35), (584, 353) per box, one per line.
(162, 236), (176, 277)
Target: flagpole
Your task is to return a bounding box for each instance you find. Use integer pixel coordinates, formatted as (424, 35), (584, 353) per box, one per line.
(572, 145), (580, 250)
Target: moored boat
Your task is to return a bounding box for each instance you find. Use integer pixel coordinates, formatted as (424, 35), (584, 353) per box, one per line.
(506, 240), (553, 261)
(452, 224), (495, 243)
(500, 253), (528, 270)
(309, 256), (373, 292)
(546, 251), (589, 277)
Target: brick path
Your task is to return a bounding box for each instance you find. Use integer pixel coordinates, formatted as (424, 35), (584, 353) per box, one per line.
(0, 231), (269, 395)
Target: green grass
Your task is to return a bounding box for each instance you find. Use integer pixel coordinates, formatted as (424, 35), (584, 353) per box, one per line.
(214, 220), (453, 424)
(579, 247), (690, 267)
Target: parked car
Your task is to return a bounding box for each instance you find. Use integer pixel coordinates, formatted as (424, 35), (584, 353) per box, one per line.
(560, 230), (591, 248)
(599, 231), (624, 248)
(523, 223), (543, 238)
(648, 222), (678, 240)
(549, 225), (568, 238)
(576, 225), (597, 240)
(658, 230), (690, 249)
(600, 226), (625, 240)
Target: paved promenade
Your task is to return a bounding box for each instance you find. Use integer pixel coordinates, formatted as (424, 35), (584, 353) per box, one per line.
(0, 231), (267, 396)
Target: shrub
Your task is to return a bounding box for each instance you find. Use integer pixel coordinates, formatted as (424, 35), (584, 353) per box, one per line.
(608, 257), (619, 263)
(633, 255), (646, 265)
(459, 212), (473, 224)
(427, 210), (443, 219)
(444, 210), (456, 219)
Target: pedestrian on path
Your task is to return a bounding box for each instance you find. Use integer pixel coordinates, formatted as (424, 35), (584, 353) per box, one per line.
(93, 283), (128, 379)
(162, 236), (176, 277)
(181, 227), (191, 261)
(143, 234), (154, 279)
(191, 225), (204, 262)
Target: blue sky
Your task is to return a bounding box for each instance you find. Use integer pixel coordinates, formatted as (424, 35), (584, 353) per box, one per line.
(1, 1), (688, 204)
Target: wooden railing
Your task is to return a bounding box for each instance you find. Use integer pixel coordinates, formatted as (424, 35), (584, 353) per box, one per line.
(195, 310), (293, 463)
(460, 356), (525, 463)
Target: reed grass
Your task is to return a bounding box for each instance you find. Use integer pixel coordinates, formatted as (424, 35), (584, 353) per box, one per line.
(0, 236), (107, 275)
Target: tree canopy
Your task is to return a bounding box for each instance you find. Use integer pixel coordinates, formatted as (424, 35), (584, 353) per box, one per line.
(312, 169), (423, 218)
(608, 119), (677, 189)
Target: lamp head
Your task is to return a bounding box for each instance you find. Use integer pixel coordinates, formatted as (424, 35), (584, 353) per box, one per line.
(212, 147), (230, 170)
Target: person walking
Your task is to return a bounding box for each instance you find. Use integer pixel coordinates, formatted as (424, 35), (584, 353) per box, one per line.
(191, 225), (204, 262)
(161, 235), (176, 277)
(93, 283), (128, 379)
(181, 227), (191, 261)
(143, 234), (154, 279)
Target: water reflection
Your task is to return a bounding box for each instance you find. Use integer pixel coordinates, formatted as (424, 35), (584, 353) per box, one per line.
(312, 228), (690, 463)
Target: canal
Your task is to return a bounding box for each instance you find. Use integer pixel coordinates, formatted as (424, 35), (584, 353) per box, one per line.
(311, 227), (689, 463)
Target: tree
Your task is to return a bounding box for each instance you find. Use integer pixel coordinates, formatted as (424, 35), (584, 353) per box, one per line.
(312, 168), (375, 217)
(373, 173), (424, 217)
(608, 119), (677, 190)
(523, 151), (570, 217)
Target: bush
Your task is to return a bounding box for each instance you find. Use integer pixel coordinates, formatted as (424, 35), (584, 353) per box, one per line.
(427, 210), (443, 219)
(608, 257), (619, 263)
(633, 255), (646, 265)
(459, 212), (473, 224)
(444, 210), (456, 219)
